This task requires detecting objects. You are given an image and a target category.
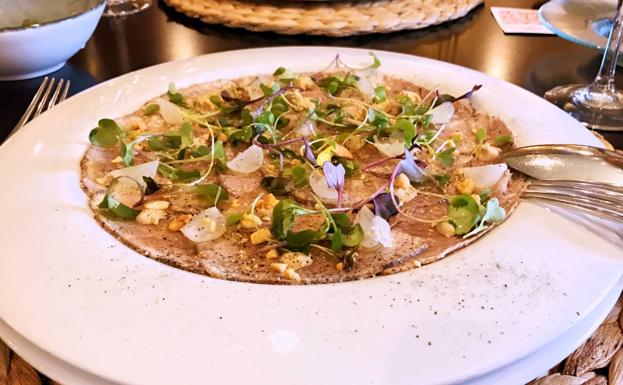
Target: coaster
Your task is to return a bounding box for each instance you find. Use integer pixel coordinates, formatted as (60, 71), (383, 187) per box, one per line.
(163, 0), (484, 37)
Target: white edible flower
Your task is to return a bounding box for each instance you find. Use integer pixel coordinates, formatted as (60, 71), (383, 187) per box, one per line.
(356, 206), (393, 249)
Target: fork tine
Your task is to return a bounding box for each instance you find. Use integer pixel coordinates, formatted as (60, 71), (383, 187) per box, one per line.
(9, 77), (49, 136)
(47, 79), (64, 110)
(59, 79), (70, 102)
(33, 77), (55, 118)
(530, 180), (623, 194)
(523, 191), (623, 223)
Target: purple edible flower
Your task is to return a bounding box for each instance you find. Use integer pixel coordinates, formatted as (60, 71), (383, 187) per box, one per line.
(303, 137), (317, 166)
(399, 149), (426, 183)
(322, 162), (345, 208)
(373, 192), (400, 220)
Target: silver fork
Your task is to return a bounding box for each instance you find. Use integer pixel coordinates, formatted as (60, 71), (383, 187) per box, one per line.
(523, 179), (623, 223)
(7, 77), (71, 138)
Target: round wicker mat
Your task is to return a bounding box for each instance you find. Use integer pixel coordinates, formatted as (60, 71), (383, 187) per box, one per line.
(162, 0), (484, 37)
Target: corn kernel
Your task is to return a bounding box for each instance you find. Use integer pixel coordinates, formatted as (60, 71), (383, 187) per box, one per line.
(96, 177), (109, 186)
(435, 221), (455, 238)
(250, 228), (272, 245)
(456, 178), (475, 195)
(265, 249), (279, 259)
(111, 156), (123, 164)
(294, 75), (315, 91)
(136, 209), (166, 225)
(394, 173), (410, 189)
(144, 200), (170, 210)
(240, 213), (262, 229)
(168, 214), (192, 231)
(334, 144), (354, 159)
(283, 268), (301, 281)
(336, 262), (344, 272)
(475, 143), (501, 161)
(270, 263), (288, 273)
(217, 133), (228, 142)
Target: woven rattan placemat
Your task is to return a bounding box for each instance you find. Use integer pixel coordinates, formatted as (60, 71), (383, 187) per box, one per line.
(162, 0), (483, 36)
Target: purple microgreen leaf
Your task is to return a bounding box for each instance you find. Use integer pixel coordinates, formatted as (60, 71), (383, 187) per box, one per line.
(373, 192), (400, 220)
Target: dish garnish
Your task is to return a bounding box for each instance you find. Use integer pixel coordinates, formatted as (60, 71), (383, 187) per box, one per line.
(81, 53), (526, 284)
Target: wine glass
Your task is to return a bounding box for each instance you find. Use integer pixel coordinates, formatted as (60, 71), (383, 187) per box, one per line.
(544, 2), (623, 131)
(104, 0), (153, 17)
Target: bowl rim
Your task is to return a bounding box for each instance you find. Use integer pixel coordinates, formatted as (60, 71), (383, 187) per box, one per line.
(0, 0), (106, 33)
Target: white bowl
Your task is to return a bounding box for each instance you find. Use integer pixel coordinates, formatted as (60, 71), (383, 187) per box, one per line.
(0, 0), (105, 80)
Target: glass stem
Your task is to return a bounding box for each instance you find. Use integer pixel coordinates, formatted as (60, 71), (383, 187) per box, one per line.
(591, 1), (623, 93)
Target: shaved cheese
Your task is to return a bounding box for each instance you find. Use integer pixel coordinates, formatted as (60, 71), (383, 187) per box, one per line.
(430, 101), (454, 124)
(108, 160), (159, 188)
(372, 140), (405, 157)
(309, 169), (338, 204)
(462, 163), (508, 190)
(355, 68), (382, 99)
(372, 132), (406, 157)
(157, 98), (185, 125)
(357, 206), (393, 249)
(181, 207), (226, 243)
(227, 145), (264, 174)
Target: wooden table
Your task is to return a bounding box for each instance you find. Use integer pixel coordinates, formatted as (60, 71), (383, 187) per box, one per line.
(0, 2), (622, 384)
(0, 0), (622, 148)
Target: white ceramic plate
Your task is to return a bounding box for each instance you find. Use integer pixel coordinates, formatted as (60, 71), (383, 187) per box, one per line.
(1, 47), (622, 385)
(539, 0), (622, 64)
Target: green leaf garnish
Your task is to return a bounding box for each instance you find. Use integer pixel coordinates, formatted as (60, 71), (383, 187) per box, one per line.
(213, 141), (227, 170)
(342, 224), (364, 247)
(89, 119), (123, 148)
(493, 135), (513, 145)
(286, 230), (324, 249)
(369, 52), (381, 69)
(260, 83), (281, 96)
(463, 198), (506, 238)
(433, 174), (451, 186)
(330, 228), (342, 252)
(283, 165), (308, 187)
(475, 127), (486, 145)
(447, 194), (480, 235)
(270, 199), (316, 240)
(194, 184), (229, 206)
(437, 147), (455, 167)
(273, 67), (287, 76)
(120, 141), (134, 166)
(157, 163), (200, 182)
(143, 103), (160, 115)
(226, 213), (243, 226)
(261, 176), (288, 195)
(373, 86), (387, 103)
(392, 118), (416, 146)
(179, 122), (193, 147)
(167, 83), (185, 105)
(98, 194), (140, 219)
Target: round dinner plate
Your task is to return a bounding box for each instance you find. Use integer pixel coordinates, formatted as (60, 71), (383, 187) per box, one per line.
(539, 0), (622, 64)
(0, 47), (622, 385)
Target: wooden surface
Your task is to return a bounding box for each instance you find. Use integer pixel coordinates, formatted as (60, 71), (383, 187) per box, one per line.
(0, 0), (622, 384)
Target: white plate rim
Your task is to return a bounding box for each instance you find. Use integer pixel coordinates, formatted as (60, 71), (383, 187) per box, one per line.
(1, 46), (622, 385)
